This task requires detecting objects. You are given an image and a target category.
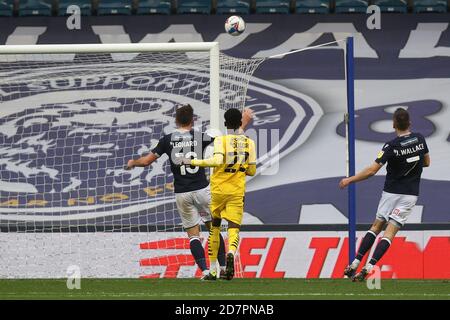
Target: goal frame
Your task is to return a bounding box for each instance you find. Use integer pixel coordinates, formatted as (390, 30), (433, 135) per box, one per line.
(0, 42), (221, 130)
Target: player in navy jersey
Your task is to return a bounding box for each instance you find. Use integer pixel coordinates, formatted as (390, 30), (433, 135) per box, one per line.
(126, 104), (253, 280)
(339, 108), (430, 281)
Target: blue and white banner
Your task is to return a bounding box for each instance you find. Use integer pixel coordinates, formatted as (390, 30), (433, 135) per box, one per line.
(0, 14), (449, 225)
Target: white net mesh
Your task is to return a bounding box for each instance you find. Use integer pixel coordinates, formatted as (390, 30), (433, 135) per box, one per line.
(0, 49), (264, 278)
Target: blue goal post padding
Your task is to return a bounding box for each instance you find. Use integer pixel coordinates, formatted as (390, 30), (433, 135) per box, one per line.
(346, 37), (356, 264)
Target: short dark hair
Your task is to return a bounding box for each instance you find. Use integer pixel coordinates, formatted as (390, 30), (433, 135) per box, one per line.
(393, 108), (410, 131)
(175, 104), (193, 126)
(224, 108), (242, 130)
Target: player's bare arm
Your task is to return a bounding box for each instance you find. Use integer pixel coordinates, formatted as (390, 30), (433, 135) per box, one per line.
(186, 153), (224, 167)
(424, 153), (430, 167)
(246, 164), (256, 176)
(240, 108), (254, 131)
(339, 162), (383, 189)
(246, 139), (257, 176)
(126, 153), (158, 170)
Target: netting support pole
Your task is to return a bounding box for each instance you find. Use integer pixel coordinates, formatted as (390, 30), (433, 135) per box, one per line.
(209, 43), (220, 131)
(346, 37), (356, 264)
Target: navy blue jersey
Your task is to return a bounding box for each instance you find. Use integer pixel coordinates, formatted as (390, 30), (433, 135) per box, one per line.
(375, 132), (429, 196)
(151, 129), (214, 193)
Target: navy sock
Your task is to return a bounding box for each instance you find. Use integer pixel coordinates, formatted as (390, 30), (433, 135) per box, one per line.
(355, 231), (377, 261)
(369, 238), (391, 266)
(189, 237), (207, 271)
(218, 233), (226, 267)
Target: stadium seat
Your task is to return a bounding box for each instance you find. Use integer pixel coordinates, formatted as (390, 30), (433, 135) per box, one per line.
(255, 0), (290, 13)
(413, 0), (448, 12)
(334, 0), (368, 13)
(177, 0), (211, 14)
(18, 0), (52, 16)
(216, 0), (250, 14)
(58, 0), (92, 15)
(136, 0), (171, 14)
(296, 0), (330, 13)
(97, 0), (132, 15)
(373, 0), (407, 12)
(0, 0), (13, 16)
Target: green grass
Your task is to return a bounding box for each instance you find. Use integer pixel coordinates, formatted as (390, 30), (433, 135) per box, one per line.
(0, 279), (449, 300)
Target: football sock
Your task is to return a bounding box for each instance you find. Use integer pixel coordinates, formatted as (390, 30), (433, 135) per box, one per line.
(208, 225), (221, 274)
(189, 237), (207, 272)
(355, 230), (377, 262)
(218, 233), (226, 267)
(350, 259), (361, 270)
(228, 228), (240, 255)
(368, 237), (392, 266)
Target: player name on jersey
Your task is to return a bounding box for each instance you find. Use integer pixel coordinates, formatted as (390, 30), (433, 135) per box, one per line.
(170, 140), (199, 148)
(395, 144), (425, 156)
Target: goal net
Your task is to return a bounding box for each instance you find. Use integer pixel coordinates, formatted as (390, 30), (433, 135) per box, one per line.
(0, 43), (264, 278)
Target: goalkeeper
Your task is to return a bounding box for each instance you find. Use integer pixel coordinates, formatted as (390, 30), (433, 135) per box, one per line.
(182, 108), (257, 280)
(127, 104), (253, 280)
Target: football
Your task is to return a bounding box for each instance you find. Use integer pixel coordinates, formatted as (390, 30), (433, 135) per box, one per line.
(224, 15), (246, 36)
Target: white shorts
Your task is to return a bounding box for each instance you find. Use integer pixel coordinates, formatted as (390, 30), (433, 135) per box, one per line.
(175, 186), (212, 229)
(376, 191), (418, 227)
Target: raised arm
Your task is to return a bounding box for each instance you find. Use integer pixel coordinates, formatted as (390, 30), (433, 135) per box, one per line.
(240, 108), (254, 132)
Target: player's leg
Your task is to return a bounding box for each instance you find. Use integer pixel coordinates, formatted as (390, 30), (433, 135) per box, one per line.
(194, 186), (226, 272)
(345, 191), (391, 278)
(224, 220), (240, 280)
(367, 221), (400, 268)
(352, 221), (400, 282)
(175, 192), (208, 276)
(344, 218), (386, 278)
(353, 194), (416, 282)
(204, 221), (226, 273)
(204, 217), (222, 280)
(203, 193), (225, 280)
(222, 195), (245, 280)
(185, 225), (208, 275)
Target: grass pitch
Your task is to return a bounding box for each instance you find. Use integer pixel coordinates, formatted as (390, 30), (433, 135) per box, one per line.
(0, 279), (449, 300)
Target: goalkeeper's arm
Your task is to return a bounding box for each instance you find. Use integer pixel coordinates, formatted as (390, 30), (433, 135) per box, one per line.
(246, 163), (256, 176)
(190, 153), (224, 167)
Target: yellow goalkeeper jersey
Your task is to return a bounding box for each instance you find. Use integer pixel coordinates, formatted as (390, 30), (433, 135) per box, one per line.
(191, 134), (256, 196)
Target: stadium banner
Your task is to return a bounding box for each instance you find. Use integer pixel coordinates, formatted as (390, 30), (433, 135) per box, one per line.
(1, 230), (449, 279)
(0, 14), (449, 226)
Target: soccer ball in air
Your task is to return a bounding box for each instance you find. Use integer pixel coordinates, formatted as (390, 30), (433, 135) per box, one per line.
(224, 16), (246, 36)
